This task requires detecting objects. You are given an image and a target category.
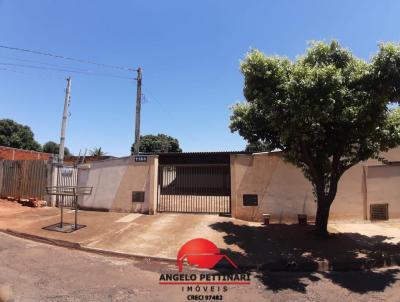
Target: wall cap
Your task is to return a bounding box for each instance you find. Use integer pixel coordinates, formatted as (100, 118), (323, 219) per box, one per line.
(78, 164), (91, 170)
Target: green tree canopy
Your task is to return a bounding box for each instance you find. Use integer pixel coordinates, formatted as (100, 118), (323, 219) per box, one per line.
(42, 141), (72, 156)
(0, 119), (41, 151)
(89, 147), (107, 156)
(230, 41), (400, 236)
(245, 141), (269, 153)
(132, 134), (182, 153)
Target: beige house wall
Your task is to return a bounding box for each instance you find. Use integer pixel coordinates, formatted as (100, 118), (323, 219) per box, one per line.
(75, 148), (400, 222)
(77, 155), (158, 213)
(230, 148), (400, 222)
(366, 164), (400, 219)
(230, 153), (314, 223)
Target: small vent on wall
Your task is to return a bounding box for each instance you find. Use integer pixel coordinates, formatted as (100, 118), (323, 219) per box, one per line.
(370, 203), (389, 220)
(132, 191), (145, 203)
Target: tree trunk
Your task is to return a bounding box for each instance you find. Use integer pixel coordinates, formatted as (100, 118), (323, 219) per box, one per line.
(315, 198), (332, 237)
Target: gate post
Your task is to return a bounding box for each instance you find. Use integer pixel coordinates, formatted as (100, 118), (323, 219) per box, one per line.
(148, 155), (159, 214)
(0, 159), (4, 197)
(230, 154), (237, 218)
(46, 160), (57, 207)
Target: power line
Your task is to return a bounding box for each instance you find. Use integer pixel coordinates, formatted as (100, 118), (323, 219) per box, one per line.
(142, 92), (177, 119)
(0, 66), (66, 80)
(0, 62), (135, 80)
(0, 55), (89, 69)
(0, 66), (32, 75)
(141, 93), (148, 104)
(0, 44), (137, 72)
(0, 62), (134, 80)
(0, 57), (92, 73)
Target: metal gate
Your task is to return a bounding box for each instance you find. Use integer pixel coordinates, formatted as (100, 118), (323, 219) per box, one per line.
(0, 160), (48, 200)
(157, 164), (231, 214)
(55, 166), (78, 207)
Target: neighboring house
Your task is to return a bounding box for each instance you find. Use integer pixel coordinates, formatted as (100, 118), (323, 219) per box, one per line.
(78, 148), (400, 222)
(0, 147), (114, 202)
(0, 146), (51, 161)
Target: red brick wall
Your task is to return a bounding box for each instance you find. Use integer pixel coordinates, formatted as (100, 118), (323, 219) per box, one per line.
(0, 146), (52, 161)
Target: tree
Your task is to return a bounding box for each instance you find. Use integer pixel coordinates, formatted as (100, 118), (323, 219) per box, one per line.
(89, 147), (107, 156)
(230, 41), (400, 236)
(0, 119), (41, 151)
(42, 141), (72, 156)
(245, 141), (269, 153)
(131, 134), (182, 154)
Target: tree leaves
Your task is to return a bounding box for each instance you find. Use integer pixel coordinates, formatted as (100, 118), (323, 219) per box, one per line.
(131, 134), (182, 154)
(230, 40), (400, 196)
(0, 119), (41, 151)
(43, 141), (72, 156)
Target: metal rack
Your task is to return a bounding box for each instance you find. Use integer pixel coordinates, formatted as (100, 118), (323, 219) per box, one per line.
(45, 186), (92, 233)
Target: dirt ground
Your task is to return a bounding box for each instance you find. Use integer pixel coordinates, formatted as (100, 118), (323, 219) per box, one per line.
(1, 232), (400, 302)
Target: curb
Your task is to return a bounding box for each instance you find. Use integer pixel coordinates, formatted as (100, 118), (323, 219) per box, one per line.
(1, 229), (400, 272)
(2, 229), (80, 249)
(0, 229), (176, 265)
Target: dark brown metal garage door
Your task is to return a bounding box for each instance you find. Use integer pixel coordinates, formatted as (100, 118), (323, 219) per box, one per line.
(157, 164), (231, 214)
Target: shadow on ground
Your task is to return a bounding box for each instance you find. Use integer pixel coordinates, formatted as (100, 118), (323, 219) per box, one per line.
(209, 222), (400, 293)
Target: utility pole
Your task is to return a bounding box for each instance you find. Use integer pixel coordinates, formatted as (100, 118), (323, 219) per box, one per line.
(59, 77), (71, 165)
(133, 67), (142, 155)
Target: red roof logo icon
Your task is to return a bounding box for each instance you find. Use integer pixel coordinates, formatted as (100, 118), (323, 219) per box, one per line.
(177, 238), (238, 272)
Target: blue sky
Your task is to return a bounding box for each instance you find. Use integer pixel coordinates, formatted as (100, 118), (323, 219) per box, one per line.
(0, 0), (399, 156)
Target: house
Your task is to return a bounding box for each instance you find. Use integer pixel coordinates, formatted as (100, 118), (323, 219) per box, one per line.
(77, 148), (400, 222)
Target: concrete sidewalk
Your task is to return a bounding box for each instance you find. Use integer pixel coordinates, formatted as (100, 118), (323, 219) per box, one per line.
(0, 200), (253, 260)
(330, 221), (400, 244)
(1, 199), (400, 271)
